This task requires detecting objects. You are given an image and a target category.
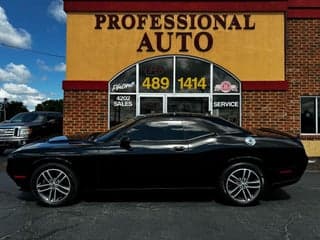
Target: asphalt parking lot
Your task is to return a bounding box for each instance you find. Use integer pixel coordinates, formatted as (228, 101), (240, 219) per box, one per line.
(1, 154), (320, 240)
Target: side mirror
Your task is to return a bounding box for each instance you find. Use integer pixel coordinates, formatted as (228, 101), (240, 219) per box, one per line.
(120, 136), (131, 149)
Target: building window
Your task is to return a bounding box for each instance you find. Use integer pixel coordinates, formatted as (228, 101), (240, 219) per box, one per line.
(109, 55), (241, 128)
(301, 97), (319, 134)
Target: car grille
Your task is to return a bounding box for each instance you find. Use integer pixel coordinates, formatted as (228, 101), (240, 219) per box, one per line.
(0, 128), (15, 137)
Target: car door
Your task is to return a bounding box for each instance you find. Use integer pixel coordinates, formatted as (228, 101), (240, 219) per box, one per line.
(97, 117), (189, 189)
(182, 118), (219, 187)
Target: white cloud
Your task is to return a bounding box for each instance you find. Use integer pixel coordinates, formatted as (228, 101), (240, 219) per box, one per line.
(0, 83), (47, 110)
(0, 63), (31, 83)
(3, 83), (38, 95)
(48, 0), (66, 23)
(53, 62), (66, 72)
(37, 59), (50, 72)
(0, 6), (31, 48)
(37, 59), (66, 72)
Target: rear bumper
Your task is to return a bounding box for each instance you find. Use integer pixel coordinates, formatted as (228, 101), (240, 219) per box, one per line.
(268, 155), (308, 188)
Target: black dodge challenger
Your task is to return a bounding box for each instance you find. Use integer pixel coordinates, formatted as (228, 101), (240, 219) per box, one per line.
(7, 113), (308, 207)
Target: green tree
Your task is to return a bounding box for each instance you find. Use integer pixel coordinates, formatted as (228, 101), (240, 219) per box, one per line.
(35, 99), (63, 113)
(1, 101), (28, 121)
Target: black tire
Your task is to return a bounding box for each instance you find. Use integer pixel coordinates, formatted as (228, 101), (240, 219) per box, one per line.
(218, 162), (265, 206)
(30, 163), (79, 207)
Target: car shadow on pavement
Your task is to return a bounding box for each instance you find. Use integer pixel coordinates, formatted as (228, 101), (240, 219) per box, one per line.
(262, 188), (291, 202)
(15, 188), (291, 206)
(82, 190), (216, 203)
(82, 188), (291, 205)
(17, 191), (35, 202)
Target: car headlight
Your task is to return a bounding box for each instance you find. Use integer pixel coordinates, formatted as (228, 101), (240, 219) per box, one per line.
(19, 127), (32, 137)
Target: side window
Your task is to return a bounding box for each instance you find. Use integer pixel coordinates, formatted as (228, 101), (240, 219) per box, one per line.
(126, 118), (184, 141)
(183, 119), (216, 140)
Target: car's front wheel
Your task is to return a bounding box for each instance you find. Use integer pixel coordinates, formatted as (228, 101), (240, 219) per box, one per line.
(219, 162), (264, 206)
(30, 163), (79, 207)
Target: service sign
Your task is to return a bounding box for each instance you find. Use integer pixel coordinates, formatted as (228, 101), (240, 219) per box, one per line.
(66, 13), (285, 82)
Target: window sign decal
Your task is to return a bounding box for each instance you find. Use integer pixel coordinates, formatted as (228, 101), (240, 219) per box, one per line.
(214, 80), (238, 93)
(213, 95), (240, 125)
(112, 82), (135, 92)
(139, 57), (173, 93)
(213, 67), (240, 93)
(110, 67), (136, 93)
(110, 95), (136, 127)
(176, 57), (210, 93)
(214, 101), (239, 108)
(113, 95), (134, 107)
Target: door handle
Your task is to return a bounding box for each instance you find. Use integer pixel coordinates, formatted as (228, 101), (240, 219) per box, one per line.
(174, 146), (185, 152)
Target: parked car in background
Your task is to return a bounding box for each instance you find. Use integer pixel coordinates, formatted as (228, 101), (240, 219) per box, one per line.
(7, 113), (308, 207)
(0, 111), (62, 152)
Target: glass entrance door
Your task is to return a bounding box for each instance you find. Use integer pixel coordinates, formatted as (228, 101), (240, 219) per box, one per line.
(167, 97), (209, 114)
(140, 97), (163, 114)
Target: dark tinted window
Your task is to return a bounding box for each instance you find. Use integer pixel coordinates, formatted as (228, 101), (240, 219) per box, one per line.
(110, 67), (136, 93)
(10, 112), (46, 123)
(139, 57), (173, 93)
(301, 97), (316, 133)
(183, 120), (215, 139)
(110, 95), (136, 127)
(175, 57), (210, 93)
(213, 95), (240, 125)
(126, 118), (184, 141)
(168, 97), (208, 113)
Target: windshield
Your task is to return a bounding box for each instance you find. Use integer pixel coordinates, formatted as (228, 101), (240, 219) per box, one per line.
(9, 112), (46, 123)
(94, 118), (137, 142)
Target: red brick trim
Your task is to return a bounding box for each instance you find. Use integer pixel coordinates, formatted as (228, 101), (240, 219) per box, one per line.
(288, 0), (320, 8)
(63, 81), (107, 91)
(288, 9), (320, 19)
(63, 80), (288, 91)
(242, 81), (289, 91)
(64, 1), (288, 12)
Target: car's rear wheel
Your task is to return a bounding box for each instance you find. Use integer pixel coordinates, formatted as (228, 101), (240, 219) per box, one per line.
(219, 162), (264, 206)
(30, 163), (79, 207)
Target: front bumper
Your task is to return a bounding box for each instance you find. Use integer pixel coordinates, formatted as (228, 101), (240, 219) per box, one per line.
(6, 157), (31, 191)
(0, 137), (29, 148)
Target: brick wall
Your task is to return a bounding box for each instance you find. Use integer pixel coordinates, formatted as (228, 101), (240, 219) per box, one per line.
(242, 19), (320, 137)
(63, 90), (108, 136)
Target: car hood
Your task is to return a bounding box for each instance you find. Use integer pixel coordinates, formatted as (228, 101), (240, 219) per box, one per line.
(0, 122), (41, 128)
(12, 135), (94, 154)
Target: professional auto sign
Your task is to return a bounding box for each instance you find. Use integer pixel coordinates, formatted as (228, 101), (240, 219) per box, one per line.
(66, 13), (284, 82)
(94, 13), (256, 53)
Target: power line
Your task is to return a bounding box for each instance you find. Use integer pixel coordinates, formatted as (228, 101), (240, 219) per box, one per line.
(0, 43), (65, 58)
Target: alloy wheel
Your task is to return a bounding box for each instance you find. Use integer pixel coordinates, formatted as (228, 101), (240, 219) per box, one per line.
(225, 168), (262, 204)
(35, 168), (71, 204)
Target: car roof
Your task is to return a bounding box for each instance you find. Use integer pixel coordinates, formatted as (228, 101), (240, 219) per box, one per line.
(31, 111), (62, 115)
(135, 112), (246, 132)
(137, 112), (222, 120)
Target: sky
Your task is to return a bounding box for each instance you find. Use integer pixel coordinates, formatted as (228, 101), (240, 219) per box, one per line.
(0, 0), (66, 110)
